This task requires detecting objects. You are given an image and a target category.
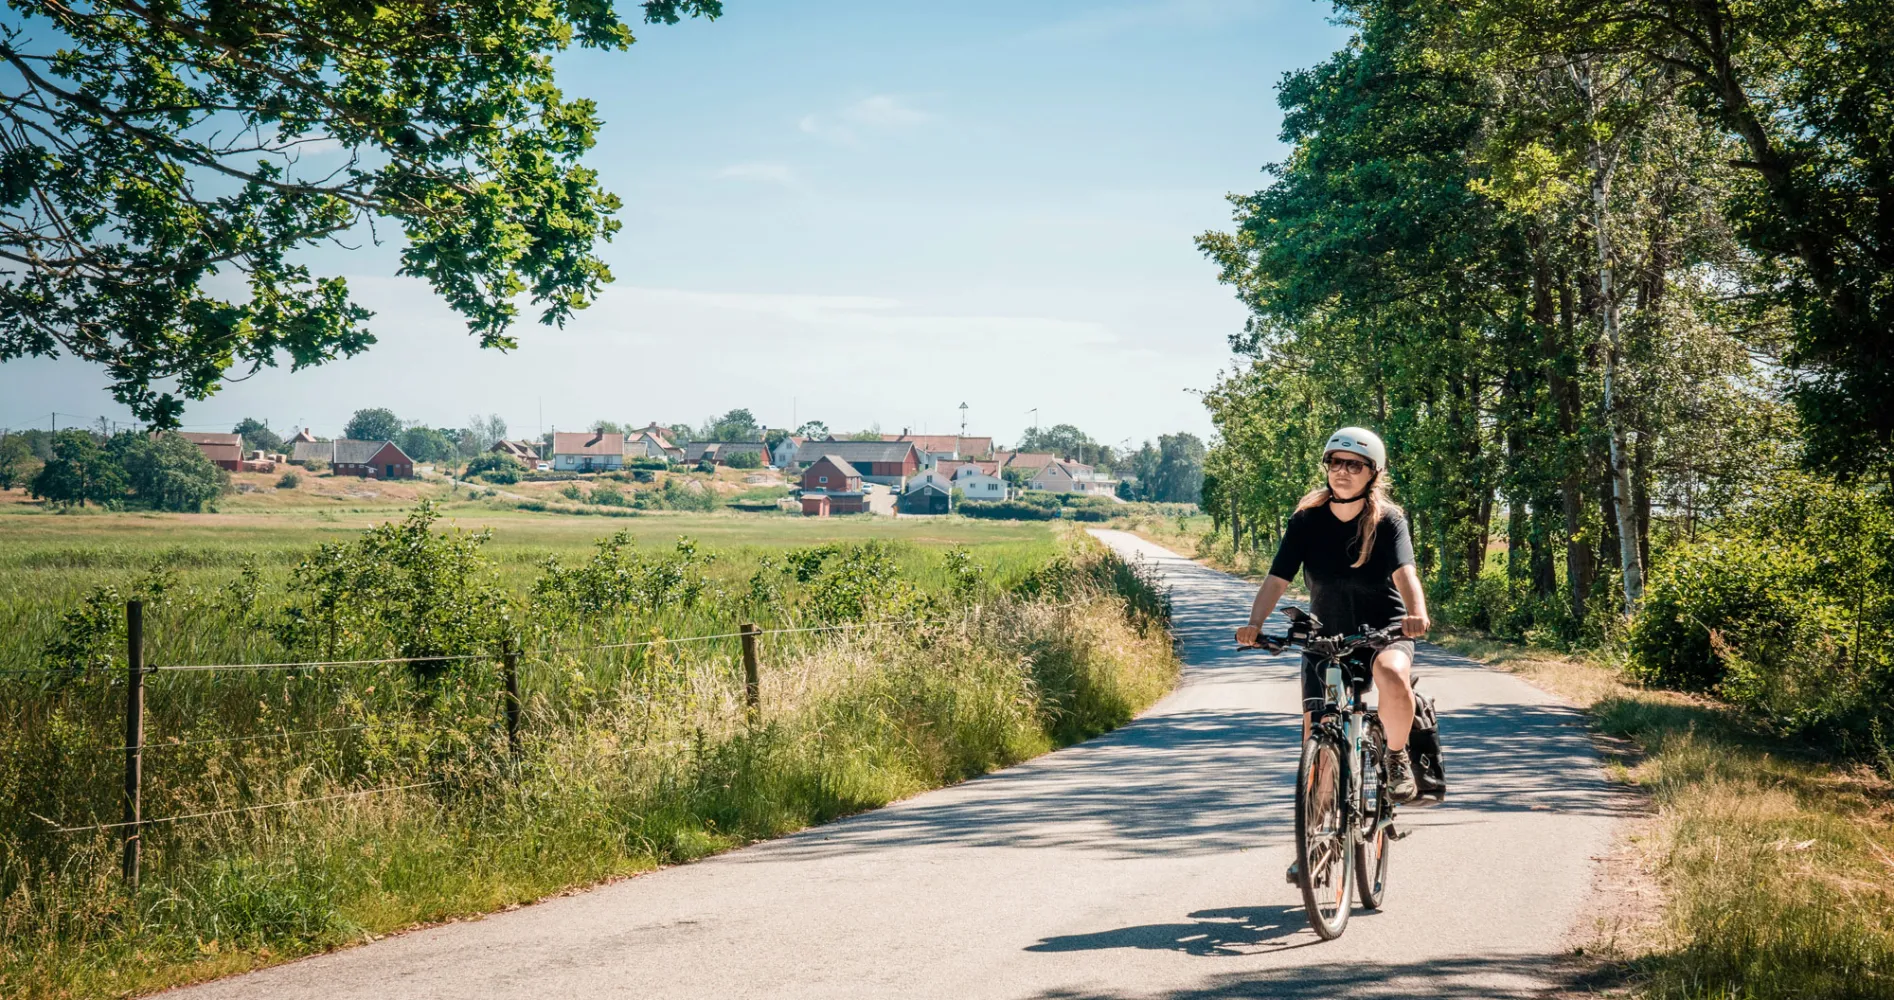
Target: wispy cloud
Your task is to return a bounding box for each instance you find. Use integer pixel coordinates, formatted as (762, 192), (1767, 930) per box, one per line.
(715, 162), (802, 190)
(799, 94), (933, 145)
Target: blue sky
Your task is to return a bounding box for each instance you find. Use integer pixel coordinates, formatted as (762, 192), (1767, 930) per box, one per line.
(0, 0), (1349, 449)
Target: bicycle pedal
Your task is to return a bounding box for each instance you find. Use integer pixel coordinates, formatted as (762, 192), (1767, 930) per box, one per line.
(1387, 823), (1410, 841)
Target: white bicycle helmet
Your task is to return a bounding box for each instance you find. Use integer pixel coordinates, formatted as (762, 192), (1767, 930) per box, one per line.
(1323, 426), (1387, 472)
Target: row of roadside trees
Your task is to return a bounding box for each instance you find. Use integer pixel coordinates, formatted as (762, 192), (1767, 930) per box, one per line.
(1198, 0), (1891, 755)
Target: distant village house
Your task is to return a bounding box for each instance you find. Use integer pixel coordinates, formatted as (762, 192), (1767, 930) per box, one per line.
(489, 439), (541, 464)
(800, 455), (865, 516)
(791, 440), (922, 486)
(552, 431), (625, 472)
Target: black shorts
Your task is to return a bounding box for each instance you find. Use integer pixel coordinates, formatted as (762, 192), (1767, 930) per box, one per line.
(1301, 639), (1415, 714)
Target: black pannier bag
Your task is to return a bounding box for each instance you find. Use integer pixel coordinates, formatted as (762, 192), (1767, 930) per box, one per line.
(1406, 678), (1447, 802)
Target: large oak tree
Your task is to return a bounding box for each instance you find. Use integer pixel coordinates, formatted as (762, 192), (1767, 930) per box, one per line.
(0, 0), (719, 426)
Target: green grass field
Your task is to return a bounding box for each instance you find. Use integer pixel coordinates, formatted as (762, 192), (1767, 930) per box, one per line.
(0, 499), (1176, 999)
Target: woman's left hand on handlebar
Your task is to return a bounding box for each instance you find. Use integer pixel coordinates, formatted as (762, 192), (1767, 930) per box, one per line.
(1402, 612), (1431, 639)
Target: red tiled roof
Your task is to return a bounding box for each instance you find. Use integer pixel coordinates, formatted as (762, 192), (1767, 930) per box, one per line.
(936, 459), (1000, 478)
(177, 432), (242, 447)
(553, 431), (625, 457)
(883, 434), (994, 457)
(996, 451), (1058, 472)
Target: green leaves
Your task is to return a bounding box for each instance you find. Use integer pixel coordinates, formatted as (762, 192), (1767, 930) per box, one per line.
(0, 0), (719, 426)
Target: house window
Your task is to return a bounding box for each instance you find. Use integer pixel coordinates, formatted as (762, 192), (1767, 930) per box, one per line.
(819, 475), (828, 484)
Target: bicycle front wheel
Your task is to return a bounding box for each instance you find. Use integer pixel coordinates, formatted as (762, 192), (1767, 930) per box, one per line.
(1295, 734), (1355, 940)
(1356, 723), (1391, 910)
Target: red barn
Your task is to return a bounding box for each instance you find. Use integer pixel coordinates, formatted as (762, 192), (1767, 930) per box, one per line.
(332, 439), (414, 479)
(176, 432), (244, 471)
(800, 455), (866, 515)
(792, 440), (921, 485)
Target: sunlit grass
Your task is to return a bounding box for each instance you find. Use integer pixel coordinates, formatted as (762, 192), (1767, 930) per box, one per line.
(0, 510), (1175, 999)
(1433, 633), (1894, 1000)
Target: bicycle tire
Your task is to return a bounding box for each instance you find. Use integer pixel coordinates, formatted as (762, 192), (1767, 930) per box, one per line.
(1295, 733), (1354, 939)
(1356, 722), (1391, 909)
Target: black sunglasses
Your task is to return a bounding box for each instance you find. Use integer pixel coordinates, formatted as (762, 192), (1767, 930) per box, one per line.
(1324, 455), (1371, 475)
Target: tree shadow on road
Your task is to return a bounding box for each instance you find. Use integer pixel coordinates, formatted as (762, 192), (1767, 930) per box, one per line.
(1027, 951), (1588, 999)
(1025, 905), (1319, 958)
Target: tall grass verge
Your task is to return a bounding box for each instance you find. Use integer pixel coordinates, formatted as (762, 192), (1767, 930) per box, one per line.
(1434, 632), (1894, 1000)
(0, 522), (1175, 999)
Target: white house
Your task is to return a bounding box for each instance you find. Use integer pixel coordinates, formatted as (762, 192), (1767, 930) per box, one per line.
(903, 468), (956, 495)
(552, 431), (626, 472)
(947, 462), (1008, 501)
(1029, 459), (1119, 496)
(626, 431), (674, 460)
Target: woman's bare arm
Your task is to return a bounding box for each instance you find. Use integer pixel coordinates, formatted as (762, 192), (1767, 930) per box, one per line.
(1234, 574), (1294, 646)
(1393, 564), (1431, 638)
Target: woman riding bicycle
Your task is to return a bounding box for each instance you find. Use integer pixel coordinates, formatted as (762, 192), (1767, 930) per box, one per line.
(1234, 427), (1432, 803)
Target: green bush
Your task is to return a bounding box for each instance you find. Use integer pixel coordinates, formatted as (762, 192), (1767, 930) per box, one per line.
(1629, 473), (1893, 752)
(589, 483), (628, 507)
(465, 453), (523, 484)
(959, 500), (1057, 521)
(276, 471), (301, 489)
(629, 457), (668, 470)
(1629, 540), (1814, 692)
(724, 449), (763, 470)
(632, 469), (657, 483)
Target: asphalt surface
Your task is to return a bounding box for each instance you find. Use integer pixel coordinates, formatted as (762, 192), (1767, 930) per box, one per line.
(165, 529), (1618, 1000)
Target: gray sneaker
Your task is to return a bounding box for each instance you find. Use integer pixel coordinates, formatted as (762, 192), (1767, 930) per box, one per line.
(1285, 860), (1299, 885)
(1386, 747), (1418, 802)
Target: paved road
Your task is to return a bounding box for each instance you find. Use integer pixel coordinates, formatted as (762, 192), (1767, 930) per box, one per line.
(167, 530), (1618, 1000)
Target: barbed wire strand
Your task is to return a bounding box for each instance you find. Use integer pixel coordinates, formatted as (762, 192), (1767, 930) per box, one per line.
(90, 723), (376, 755)
(156, 650), (498, 673)
(28, 597), (1105, 833)
(40, 780), (446, 834)
(2, 599), (1096, 678)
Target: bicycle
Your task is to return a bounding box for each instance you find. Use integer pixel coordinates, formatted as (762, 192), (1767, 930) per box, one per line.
(1242, 606), (1407, 940)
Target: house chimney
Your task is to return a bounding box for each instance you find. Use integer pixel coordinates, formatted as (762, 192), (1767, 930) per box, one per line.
(902, 427), (909, 437)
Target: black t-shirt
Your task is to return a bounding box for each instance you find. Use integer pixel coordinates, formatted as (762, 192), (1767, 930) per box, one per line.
(1266, 504), (1417, 635)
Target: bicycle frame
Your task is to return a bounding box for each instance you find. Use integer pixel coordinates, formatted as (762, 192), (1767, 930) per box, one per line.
(1308, 650), (1395, 847)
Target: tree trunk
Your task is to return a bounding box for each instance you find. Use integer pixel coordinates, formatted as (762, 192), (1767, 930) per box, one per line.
(1553, 261), (1590, 624)
(1633, 430), (1653, 580)
(1230, 488), (1240, 554)
(1572, 55), (1645, 614)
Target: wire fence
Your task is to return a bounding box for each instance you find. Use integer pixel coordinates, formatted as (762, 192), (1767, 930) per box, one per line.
(27, 598), (1093, 875)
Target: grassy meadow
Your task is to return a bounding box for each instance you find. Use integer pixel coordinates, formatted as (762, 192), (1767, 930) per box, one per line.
(0, 498), (1177, 998)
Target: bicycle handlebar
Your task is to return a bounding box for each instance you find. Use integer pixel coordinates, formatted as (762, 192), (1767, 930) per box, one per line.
(1239, 623), (1405, 656)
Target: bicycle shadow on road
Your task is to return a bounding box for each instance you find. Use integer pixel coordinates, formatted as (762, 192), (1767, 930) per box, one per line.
(1024, 905), (1321, 958)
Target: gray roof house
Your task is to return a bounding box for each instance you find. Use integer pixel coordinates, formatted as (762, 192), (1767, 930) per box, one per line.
(789, 440), (924, 486)
(684, 441), (773, 465)
(290, 439), (334, 465)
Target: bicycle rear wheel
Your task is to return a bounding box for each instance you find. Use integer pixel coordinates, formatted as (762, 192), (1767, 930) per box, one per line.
(1295, 734), (1354, 939)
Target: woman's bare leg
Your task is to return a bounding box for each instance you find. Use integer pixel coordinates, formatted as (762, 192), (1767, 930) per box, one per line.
(1372, 646), (1416, 751)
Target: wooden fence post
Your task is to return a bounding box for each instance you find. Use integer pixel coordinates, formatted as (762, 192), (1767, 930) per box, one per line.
(122, 599), (145, 890)
(502, 642), (521, 760)
(740, 623), (760, 717)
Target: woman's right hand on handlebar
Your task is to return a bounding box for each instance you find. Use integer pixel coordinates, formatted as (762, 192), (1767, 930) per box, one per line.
(1235, 625), (1283, 651)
